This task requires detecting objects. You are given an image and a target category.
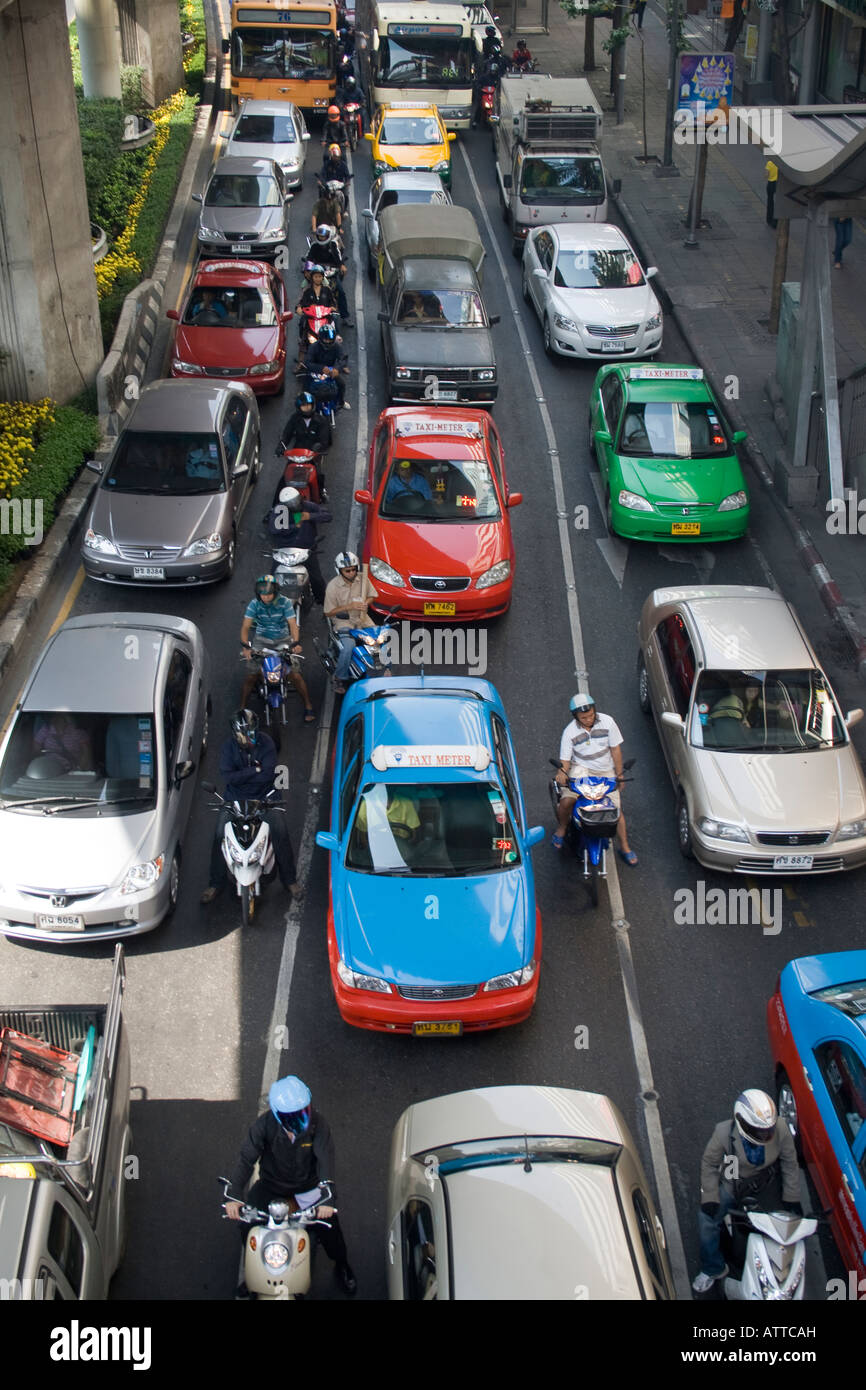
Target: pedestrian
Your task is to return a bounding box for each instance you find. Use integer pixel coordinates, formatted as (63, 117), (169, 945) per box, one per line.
(631, 0), (647, 27)
(833, 216), (853, 268)
(765, 158), (778, 229)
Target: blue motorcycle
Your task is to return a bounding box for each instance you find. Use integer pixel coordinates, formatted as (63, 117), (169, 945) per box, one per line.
(313, 608), (399, 685)
(548, 759), (634, 906)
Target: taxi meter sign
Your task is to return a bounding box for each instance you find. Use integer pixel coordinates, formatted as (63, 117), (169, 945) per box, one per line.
(628, 367), (704, 381)
(371, 744), (491, 771)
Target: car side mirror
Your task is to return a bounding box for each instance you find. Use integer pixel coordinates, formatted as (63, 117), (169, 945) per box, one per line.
(355, 488), (374, 505)
(448, 132), (457, 141)
(362, 208), (374, 218)
(646, 266), (658, 279)
(503, 173), (512, 189)
(175, 760), (195, 784)
(526, 825), (546, 848)
(595, 430), (612, 447)
(845, 708), (864, 729)
(232, 462), (249, 478)
(316, 831), (339, 851)
(201, 780), (216, 793)
(85, 459), (104, 474)
(192, 192), (203, 203)
(285, 192), (294, 202)
(490, 115), (500, 125)
(166, 308), (179, 321)
(532, 267), (547, 279)
(364, 132), (374, 141)
(302, 131), (310, 141)
(507, 491), (522, 508)
(731, 430), (747, 444)
(489, 314), (500, 325)
(280, 311), (293, 323)
(661, 711), (685, 733)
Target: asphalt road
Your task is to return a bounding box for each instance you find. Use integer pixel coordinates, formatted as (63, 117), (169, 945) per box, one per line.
(1, 119), (863, 1304)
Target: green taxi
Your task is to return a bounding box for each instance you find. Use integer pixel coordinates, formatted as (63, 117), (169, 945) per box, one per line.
(588, 365), (749, 541)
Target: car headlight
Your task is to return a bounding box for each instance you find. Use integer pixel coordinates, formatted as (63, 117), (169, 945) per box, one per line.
(260, 226), (284, 241)
(476, 560), (511, 590)
(473, 368), (495, 382)
(837, 818), (866, 840)
(617, 489), (654, 512)
(482, 958), (537, 992)
(698, 817), (749, 843)
(263, 1241), (291, 1269)
(198, 224), (222, 240)
(172, 360), (205, 376)
(336, 958), (393, 993)
(370, 555), (403, 587)
(120, 855), (165, 894)
(84, 529), (119, 556)
(718, 490), (748, 511)
(645, 311), (663, 331)
(395, 366), (418, 380)
(432, 159), (450, 172)
(183, 532), (223, 557)
(553, 313), (578, 332)
(249, 359), (280, 375)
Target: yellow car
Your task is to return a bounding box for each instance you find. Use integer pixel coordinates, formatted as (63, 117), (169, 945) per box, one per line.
(365, 103), (456, 188)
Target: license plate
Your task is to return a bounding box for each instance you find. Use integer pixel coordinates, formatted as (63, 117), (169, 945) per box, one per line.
(773, 854), (813, 870)
(412, 1021), (462, 1036)
(671, 522), (701, 536)
(230, 243), (251, 253)
(36, 913), (85, 931)
(133, 566), (165, 579)
(437, 389), (458, 400)
(423, 601), (456, 616)
(601, 340), (627, 352)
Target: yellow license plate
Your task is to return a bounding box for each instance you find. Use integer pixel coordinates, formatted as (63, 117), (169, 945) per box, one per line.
(671, 521), (701, 535)
(423, 601), (456, 616)
(412, 1021), (463, 1036)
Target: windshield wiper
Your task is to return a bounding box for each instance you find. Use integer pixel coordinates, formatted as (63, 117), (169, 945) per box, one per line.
(43, 795), (152, 815)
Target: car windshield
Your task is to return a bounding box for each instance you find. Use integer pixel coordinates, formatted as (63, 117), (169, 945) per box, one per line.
(421, 1135), (621, 1175)
(183, 286), (278, 327)
(520, 156), (604, 202)
(381, 116), (442, 146)
(618, 401), (730, 459)
(376, 35), (474, 86)
(380, 456), (500, 520)
(398, 289), (484, 326)
(689, 669), (848, 751)
(103, 431), (225, 496)
(230, 29), (334, 80)
(206, 174), (282, 208)
(554, 248), (645, 289)
(0, 711), (157, 813)
(345, 782), (521, 874)
(234, 113), (296, 143)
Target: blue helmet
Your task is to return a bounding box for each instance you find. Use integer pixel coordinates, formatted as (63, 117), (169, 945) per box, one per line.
(318, 321), (337, 343)
(569, 692), (595, 714)
(269, 1075), (312, 1135)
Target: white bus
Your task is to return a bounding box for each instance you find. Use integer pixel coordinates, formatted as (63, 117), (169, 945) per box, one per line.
(358, 1), (500, 129)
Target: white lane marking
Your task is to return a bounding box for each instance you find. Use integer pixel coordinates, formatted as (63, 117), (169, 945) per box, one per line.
(458, 142), (691, 1300)
(589, 472), (630, 588)
(260, 144), (366, 1106)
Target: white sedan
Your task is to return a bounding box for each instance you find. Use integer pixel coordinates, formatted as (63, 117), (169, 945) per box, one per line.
(522, 223), (663, 360)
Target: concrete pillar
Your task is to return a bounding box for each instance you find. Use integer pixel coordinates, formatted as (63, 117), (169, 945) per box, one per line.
(0, 0), (103, 403)
(799, 0), (819, 105)
(756, 6), (772, 85)
(74, 0), (122, 99)
(133, 0), (183, 107)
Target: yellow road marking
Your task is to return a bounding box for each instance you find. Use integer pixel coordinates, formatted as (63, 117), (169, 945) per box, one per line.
(794, 910), (814, 928)
(0, 565), (85, 739)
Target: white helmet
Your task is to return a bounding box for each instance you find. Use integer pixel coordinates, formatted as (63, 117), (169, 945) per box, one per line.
(279, 486), (302, 508)
(733, 1089), (777, 1145)
(335, 550), (360, 573)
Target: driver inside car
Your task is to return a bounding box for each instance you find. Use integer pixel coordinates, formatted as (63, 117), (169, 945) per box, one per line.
(384, 458), (431, 505)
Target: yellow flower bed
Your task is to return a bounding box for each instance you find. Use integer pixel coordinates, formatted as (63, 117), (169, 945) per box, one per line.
(95, 88), (190, 301)
(0, 399), (55, 494)
(182, 0), (204, 72)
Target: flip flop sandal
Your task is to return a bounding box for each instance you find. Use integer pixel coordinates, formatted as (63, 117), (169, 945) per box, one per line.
(618, 849), (639, 866)
(551, 833), (564, 850)
(303, 708), (316, 723)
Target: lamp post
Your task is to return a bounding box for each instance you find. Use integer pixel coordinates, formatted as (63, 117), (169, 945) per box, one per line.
(657, 0), (682, 175)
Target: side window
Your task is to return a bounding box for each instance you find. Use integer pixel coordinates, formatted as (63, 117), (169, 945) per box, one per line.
(631, 1190), (669, 1299)
(655, 614), (696, 718)
(223, 397), (249, 468)
(536, 232), (553, 271)
(47, 1201), (85, 1297)
(402, 1198), (438, 1301)
(487, 427), (505, 491)
(340, 715), (364, 833)
(163, 648), (192, 770)
(491, 715), (522, 830)
(814, 1041), (866, 1151)
(370, 176), (382, 213)
(372, 428), (391, 494)
(600, 376), (623, 433)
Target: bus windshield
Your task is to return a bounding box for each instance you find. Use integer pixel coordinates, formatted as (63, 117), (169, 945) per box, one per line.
(231, 29), (335, 79)
(376, 34), (474, 86)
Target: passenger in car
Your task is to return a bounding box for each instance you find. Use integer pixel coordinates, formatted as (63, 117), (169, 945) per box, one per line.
(32, 714), (95, 772)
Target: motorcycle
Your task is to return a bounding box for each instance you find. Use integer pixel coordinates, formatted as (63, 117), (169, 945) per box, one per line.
(296, 295), (338, 370)
(548, 758), (635, 907)
(242, 642), (306, 748)
(720, 1197), (818, 1301)
(305, 363), (345, 432)
(202, 782), (281, 925)
(277, 447), (324, 505)
(480, 83), (497, 127)
(316, 176), (349, 217)
(268, 541), (312, 611)
(219, 1177), (336, 1301)
(314, 607), (399, 685)
(341, 100), (362, 149)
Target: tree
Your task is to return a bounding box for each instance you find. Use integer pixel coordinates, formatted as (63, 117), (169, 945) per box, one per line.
(559, 0), (616, 73)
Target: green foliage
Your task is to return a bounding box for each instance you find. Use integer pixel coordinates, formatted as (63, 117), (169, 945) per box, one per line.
(602, 23), (631, 53)
(559, 0), (614, 14)
(78, 98), (125, 219)
(666, 0), (690, 53)
(121, 65), (149, 115)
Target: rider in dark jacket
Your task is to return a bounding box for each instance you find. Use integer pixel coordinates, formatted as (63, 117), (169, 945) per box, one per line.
(265, 487), (332, 603)
(276, 392), (332, 499)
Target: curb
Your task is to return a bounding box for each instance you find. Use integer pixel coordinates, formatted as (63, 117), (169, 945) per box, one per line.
(614, 187), (866, 685)
(0, 4), (224, 694)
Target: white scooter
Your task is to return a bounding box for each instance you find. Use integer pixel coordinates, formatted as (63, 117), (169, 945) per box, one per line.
(722, 1199), (817, 1300)
(271, 544), (311, 611)
(219, 1177), (336, 1300)
(202, 782), (279, 926)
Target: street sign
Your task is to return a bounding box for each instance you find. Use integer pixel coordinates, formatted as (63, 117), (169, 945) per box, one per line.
(677, 53), (735, 117)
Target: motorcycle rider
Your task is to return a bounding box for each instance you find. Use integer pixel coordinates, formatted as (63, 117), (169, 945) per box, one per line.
(471, 44), (505, 128)
(337, 73), (364, 130)
(307, 321), (349, 411)
(323, 552), (382, 695)
(200, 710), (301, 904)
(311, 223), (352, 324)
(692, 1089), (802, 1294)
(266, 485), (332, 604)
(310, 185), (343, 236)
(481, 24), (500, 60)
(321, 103), (349, 153)
(239, 575), (315, 724)
(225, 1074), (357, 1298)
(294, 266), (336, 369)
(276, 390), (331, 499)
(321, 142), (352, 191)
(511, 38), (533, 70)
(552, 691), (637, 863)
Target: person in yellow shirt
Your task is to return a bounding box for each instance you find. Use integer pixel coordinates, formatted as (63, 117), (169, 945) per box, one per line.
(765, 159), (778, 229)
(356, 790), (421, 842)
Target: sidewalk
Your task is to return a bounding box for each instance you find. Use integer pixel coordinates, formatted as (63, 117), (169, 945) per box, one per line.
(520, 2), (866, 681)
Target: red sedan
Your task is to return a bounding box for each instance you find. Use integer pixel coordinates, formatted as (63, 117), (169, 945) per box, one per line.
(168, 259), (292, 395)
(354, 408), (522, 621)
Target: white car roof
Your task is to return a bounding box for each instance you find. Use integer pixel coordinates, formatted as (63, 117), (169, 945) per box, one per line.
(545, 222), (631, 252)
(403, 1085), (623, 1155)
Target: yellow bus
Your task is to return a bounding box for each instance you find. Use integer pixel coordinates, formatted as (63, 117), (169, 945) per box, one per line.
(226, 0), (340, 115)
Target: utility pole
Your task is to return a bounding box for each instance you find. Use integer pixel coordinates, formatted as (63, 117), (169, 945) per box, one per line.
(657, 0), (682, 175)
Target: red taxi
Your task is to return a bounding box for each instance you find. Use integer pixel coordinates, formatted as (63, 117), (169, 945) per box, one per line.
(167, 259), (292, 395)
(354, 408), (521, 621)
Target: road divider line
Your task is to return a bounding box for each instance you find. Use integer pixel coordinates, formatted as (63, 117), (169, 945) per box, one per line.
(459, 141), (690, 1300)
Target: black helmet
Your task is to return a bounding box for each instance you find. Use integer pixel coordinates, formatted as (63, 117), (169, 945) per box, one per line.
(318, 321), (337, 343)
(343, 75), (356, 91)
(516, 38), (527, 49)
(230, 708), (259, 749)
(296, 391), (315, 411)
(486, 24), (496, 35)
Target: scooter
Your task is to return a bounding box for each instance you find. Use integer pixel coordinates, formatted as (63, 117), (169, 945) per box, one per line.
(314, 607), (399, 685)
(296, 296), (338, 370)
(342, 100), (362, 149)
(202, 782), (280, 925)
(316, 176), (349, 217)
(548, 758), (634, 907)
(720, 1198), (818, 1300)
(278, 447), (324, 505)
(480, 83), (497, 126)
(270, 542), (312, 610)
(219, 1177), (336, 1300)
(305, 365), (344, 432)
